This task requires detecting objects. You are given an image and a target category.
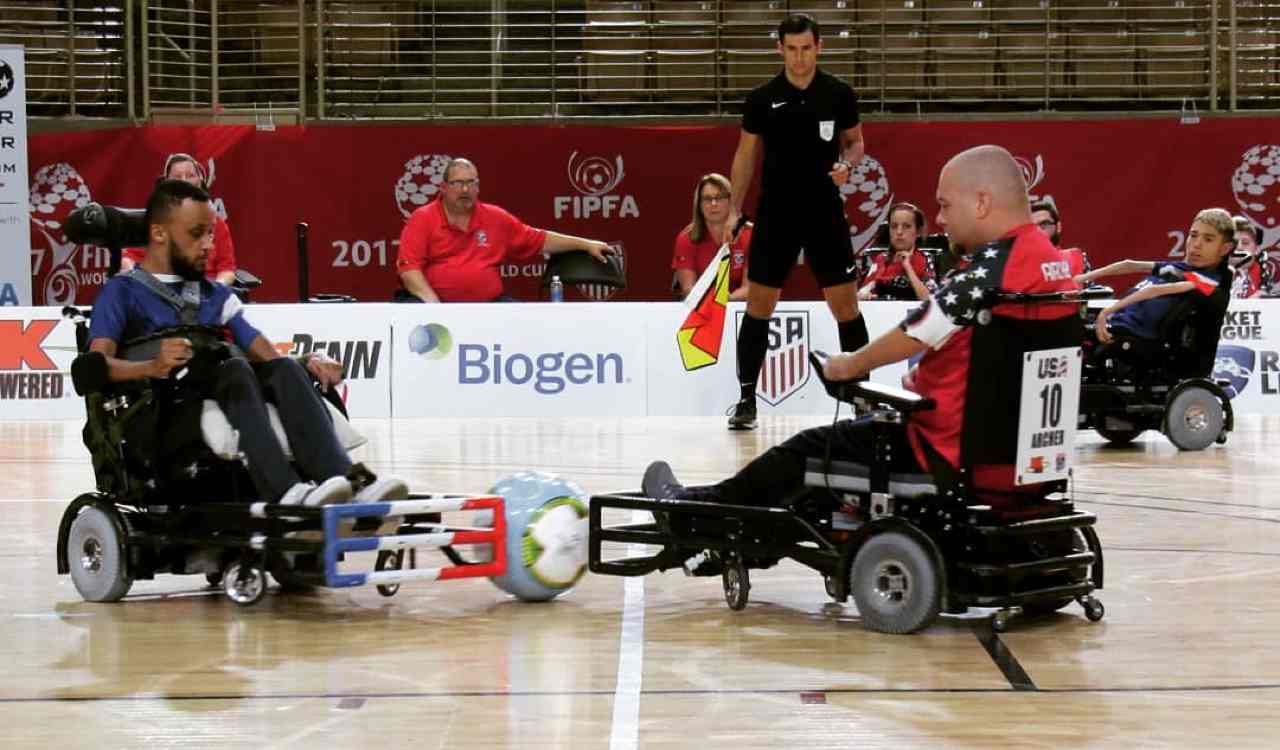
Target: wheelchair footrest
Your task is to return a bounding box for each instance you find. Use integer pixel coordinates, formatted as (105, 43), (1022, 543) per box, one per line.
(957, 551), (1095, 578)
(971, 510), (1097, 536)
(962, 581), (1096, 609)
(588, 491), (840, 578)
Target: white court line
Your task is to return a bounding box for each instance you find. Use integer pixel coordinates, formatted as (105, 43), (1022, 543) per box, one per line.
(609, 509), (648, 750)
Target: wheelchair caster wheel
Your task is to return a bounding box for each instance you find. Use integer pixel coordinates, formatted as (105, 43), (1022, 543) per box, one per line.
(990, 608), (1020, 633)
(375, 549), (404, 597)
(824, 574), (846, 602)
(722, 558), (750, 611)
(1081, 596), (1105, 622)
(205, 572), (223, 587)
(223, 560), (267, 606)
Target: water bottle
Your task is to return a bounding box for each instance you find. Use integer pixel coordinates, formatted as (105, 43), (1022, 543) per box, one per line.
(549, 274), (564, 303)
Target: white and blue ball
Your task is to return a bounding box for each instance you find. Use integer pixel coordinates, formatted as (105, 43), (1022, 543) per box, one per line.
(487, 471), (588, 602)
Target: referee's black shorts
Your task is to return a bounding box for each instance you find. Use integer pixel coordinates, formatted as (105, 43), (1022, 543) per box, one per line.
(746, 200), (857, 289)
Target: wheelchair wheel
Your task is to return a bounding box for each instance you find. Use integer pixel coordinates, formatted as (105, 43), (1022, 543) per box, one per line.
(375, 549), (404, 597)
(1096, 424), (1143, 446)
(222, 560), (268, 606)
(850, 532), (940, 634)
(1165, 386), (1225, 451)
(67, 506), (134, 602)
(722, 557), (750, 611)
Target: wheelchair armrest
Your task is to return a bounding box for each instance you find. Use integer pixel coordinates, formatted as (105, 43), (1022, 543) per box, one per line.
(809, 350), (935, 413)
(71, 351), (110, 396)
(987, 285), (1113, 305)
(232, 268), (262, 289)
(847, 380), (936, 414)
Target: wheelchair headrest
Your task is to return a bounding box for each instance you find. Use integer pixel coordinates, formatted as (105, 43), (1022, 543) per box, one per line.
(65, 203), (148, 249)
(542, 250), (626, 289)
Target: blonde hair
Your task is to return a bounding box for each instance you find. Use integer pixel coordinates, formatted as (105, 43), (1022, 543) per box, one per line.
(1194, 208), (1236, 242)
(688, 173), (732, 244)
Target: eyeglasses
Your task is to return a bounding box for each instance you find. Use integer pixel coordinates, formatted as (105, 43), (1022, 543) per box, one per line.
(700, 194), (729, 204)
(447, 179), (479, 190)
(1036, 220), (1058, 230)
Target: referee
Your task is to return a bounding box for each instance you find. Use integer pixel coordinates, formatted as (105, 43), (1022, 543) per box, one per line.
(725, 13), (867, 430)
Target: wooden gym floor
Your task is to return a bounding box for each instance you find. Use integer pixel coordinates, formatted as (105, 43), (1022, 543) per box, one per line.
(1, 415), (1278, 748)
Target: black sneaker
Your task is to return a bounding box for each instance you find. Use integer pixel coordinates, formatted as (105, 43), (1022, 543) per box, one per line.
(642, 460), (685, 500)
(727, 397), (758, 430)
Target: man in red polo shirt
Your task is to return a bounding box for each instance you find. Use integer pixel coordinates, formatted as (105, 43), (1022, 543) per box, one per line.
(396, 158), (613, 302)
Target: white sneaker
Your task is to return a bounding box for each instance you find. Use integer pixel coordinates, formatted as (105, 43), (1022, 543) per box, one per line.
(279, 476), (354, 507)
(354, 476), (409, 503)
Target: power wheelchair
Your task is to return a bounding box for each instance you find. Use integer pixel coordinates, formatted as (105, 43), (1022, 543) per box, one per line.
(589, 290), (1105, 634)
(1078, 293), (1232, 451)
(55, 210), (586, 607)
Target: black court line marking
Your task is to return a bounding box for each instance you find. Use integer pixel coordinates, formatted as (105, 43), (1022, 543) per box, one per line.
(973, 624), (1037, 692)
(1074, 488), (1276, 511)
(7, 684), (1280, 705)
(1073, 497), (1280, 525)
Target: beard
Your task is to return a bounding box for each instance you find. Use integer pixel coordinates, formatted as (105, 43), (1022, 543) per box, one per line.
(169, 238), (206, 281)
(1050, 230), (1062, 246)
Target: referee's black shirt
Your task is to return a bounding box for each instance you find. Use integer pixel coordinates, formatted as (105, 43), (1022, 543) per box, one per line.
(742, 68), (860, 213)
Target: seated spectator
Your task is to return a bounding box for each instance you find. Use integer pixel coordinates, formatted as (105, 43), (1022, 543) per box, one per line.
(857, 202), (936, 301)
(1075, 208), (1234, 347)
(672, 173), (751, 301)
(122, 153), (237, 285)
(1031, 199), (1090, 277)
(1230, 214), (1269, 298)
(396, 158), (613, 302)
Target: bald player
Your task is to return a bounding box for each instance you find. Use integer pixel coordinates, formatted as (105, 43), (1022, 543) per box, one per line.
(640, 145), (1079, 526)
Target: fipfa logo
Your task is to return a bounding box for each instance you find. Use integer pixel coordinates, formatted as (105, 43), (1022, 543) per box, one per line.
(395, 153), (452, 220)
(1015, 154), (1047, 202)
(735, 310), (811, 406)
(1232, 144), (1280, 251)
(554, 151), (639, 220)
(840, 154), (893, 252)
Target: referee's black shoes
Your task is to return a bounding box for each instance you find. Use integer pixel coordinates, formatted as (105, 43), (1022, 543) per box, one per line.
(727, 397), (758, 430)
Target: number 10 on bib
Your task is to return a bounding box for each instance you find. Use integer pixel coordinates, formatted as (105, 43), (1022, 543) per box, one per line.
(1015, 347), (1083, 486)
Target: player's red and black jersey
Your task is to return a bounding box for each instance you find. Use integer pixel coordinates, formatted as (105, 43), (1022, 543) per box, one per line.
(899, 223), (1079, 494)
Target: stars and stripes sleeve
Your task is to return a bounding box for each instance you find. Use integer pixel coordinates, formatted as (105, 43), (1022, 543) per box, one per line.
(899, 246), (1003, 349)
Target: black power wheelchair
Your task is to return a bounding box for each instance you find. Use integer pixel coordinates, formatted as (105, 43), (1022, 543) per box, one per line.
(1077, 292), (1232, 451)
(590, 290), (1106, 634)
(53, 206), (548, 607)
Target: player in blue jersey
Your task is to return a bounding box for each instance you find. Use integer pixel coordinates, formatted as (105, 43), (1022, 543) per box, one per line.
(88, 179), (405, 507)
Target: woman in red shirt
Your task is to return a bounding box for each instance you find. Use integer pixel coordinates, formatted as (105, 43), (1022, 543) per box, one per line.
(857, 202), (935, 301)
(121, 153), (238, 285)
(671, 173), (752, 301)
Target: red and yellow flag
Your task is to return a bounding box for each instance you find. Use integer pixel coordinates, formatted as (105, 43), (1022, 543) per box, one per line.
(676, 245), (732, 371)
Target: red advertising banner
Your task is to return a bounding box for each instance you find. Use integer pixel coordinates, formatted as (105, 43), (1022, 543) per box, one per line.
(26, 118), (1280, 305)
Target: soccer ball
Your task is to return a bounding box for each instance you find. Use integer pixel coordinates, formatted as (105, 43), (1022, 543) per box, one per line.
(30, 162), (92, 237)
(1232, 145), (1280, 251)
(486, 471), (589, 602)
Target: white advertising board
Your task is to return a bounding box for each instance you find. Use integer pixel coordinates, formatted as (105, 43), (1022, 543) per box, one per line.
(0, 45), (32, 307)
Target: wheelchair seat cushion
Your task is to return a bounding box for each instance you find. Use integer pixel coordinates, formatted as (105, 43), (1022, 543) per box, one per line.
(802, 458), (939, 499)
(199, 398), (366, 461)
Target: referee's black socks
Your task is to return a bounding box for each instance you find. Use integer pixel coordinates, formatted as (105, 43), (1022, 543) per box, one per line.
(737, 312), (770, 401)
(838, 315), (869, 353)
